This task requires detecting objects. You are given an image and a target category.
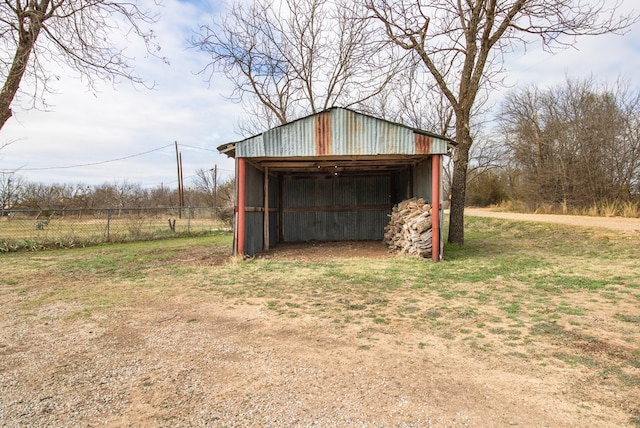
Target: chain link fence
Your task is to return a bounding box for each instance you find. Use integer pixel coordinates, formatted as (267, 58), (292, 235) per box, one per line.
(0, 207), (230, 251)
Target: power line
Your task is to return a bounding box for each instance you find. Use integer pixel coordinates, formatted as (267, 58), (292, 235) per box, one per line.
(3, 143), (175, 172)
(180, 143), (219, 153)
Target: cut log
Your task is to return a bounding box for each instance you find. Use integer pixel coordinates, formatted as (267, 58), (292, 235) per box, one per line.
(383, 197), (433, 258)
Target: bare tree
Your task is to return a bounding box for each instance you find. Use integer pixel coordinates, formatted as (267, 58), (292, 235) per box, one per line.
(0, 171), (24, 213)
(191, 167), (218, 207)
(500, 77), (640, 209)
(365, 0), (637, 244)
(0, 0), (165, 131)
(358, 59), (455, 134)
(192, 0), (401, 132)
(189, 170), (235, 224)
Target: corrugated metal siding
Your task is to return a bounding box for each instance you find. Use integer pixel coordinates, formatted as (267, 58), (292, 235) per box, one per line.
(268, 175), (279, 247)
(355, 176), (389, 204)
(236, 108), (448, 157)
(315, 110), (331, 155)
(265, 115), (316, 157)
(282, 176), (391, 242)
(244, 163), (264, 207)
(331, 108), (414, 155)
(268, 174), (279, 208)
(393, 170), (411, 203)
(282, 176), (390, 207)
(268, 211), (278, 247)
(283, 178), (316, 207)
(430, 138), (450, 155)
(236, 134), (264, 158)
(242, 163), (265, 255)
(244, 212), (264, 255)
(358, 210), (389, 239)
(283, 210), (388, 241)
(412, 160), (433, 201)
(415, 134), (432, 154)
(284, 212), (316, 242)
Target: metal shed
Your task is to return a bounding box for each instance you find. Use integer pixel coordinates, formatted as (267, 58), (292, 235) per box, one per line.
(217, 107), (455, 261)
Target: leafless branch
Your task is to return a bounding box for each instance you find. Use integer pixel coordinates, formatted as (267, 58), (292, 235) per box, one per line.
(0, 0), (164, 131)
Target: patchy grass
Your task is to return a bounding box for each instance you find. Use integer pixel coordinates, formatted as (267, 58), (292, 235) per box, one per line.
(2, 217), (639, 423)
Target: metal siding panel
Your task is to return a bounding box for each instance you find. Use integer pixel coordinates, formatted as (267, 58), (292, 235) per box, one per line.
(264, 116), (316, 157)
(347, 109), (370, 155)
(241, 162), (265, 256)
(268, 175), (279, 208)
(359, 210), (387, 240)
(316, 211), (333, 240)
(267, 174), (279, 247)
(315, 179), (334, 207)
(244, 212), (264, 256)
(283, 212), (317, 242)
(346, 110), (366, 155)
(263, 128), (279, 157)
(330, 108), (347, 155)
(330, 109), (415, 155)
(315, 111), (332, 155)
(236, 134), (265, 157)
(337, 211), (356, 240)
(283, 179), (316, 208)
(356, 176), (390, 205)
(412, 160), (433, 200)
(333, 178), (354, 206)
(394, 170), (411, 203)
(281, 175), (391, 242)
(269, 211), (278, 247)
(331, 108), (365, 155)
(431, 138), (450, 154)
(381, 122), (414, 154)
(244, 163), (264, 207)
(415, 134), (433, 154)
(236, 108), (446, 158)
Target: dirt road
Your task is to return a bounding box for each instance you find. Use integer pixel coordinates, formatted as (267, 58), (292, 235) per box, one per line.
(465, 208), (640, 233)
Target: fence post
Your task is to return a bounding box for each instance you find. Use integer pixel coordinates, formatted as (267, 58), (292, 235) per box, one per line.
(187, 206), (191, 233)
(106, 209), (111, 241)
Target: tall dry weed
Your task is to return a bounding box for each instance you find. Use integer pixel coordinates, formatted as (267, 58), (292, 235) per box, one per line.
(600, 201), (619, 217)
(621, 201), (640, 218)
(534, 203), (555, 215)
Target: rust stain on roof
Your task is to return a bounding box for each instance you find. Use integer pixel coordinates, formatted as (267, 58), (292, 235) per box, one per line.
(315, 111), (332, 156)
(414, 134), (433, 154)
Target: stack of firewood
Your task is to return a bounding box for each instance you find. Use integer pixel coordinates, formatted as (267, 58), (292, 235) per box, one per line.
(383, 198), (433, 257)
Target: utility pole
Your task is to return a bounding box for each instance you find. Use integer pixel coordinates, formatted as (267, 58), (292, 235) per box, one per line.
(179, 152), (185, 210)
(212, 165), (218, 208)
(175, 141), (183, 218)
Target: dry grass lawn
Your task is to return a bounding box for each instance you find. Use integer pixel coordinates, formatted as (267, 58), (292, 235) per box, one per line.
(1, 215), (639, 427)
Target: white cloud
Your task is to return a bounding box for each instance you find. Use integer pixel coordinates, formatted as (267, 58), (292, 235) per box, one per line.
(1, 0), (639, 187)
(0, 0), (240, 187)
(498, 2), (640, 97)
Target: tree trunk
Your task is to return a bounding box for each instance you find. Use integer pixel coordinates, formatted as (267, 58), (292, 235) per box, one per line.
(0, 10), (43, 131)
(447, 115), (472, 246)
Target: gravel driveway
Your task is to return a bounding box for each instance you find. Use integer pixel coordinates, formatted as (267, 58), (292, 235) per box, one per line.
(464, 208), (640, 233)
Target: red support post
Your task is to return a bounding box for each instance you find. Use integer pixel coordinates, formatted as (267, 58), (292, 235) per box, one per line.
(431, 155), (441, 262)
(237, 157), (246, 256)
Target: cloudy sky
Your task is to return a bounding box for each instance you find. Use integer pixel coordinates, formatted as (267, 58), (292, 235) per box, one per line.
(1, 0), (639, 188)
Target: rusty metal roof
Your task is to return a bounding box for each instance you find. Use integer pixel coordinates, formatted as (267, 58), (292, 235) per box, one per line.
(217, 107), (455, 175)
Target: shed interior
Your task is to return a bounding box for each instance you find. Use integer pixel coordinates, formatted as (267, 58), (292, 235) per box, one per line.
(236, 153), (436, 256)
(218, 107), (452, 258)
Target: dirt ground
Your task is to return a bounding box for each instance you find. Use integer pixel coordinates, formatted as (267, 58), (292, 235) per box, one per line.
(1, 210), (639, 427)
(464, 208), (640, 233)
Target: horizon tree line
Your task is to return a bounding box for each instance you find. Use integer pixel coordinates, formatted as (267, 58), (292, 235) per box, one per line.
(1, 0), (638, 241)
(0, 170), (235, 213)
